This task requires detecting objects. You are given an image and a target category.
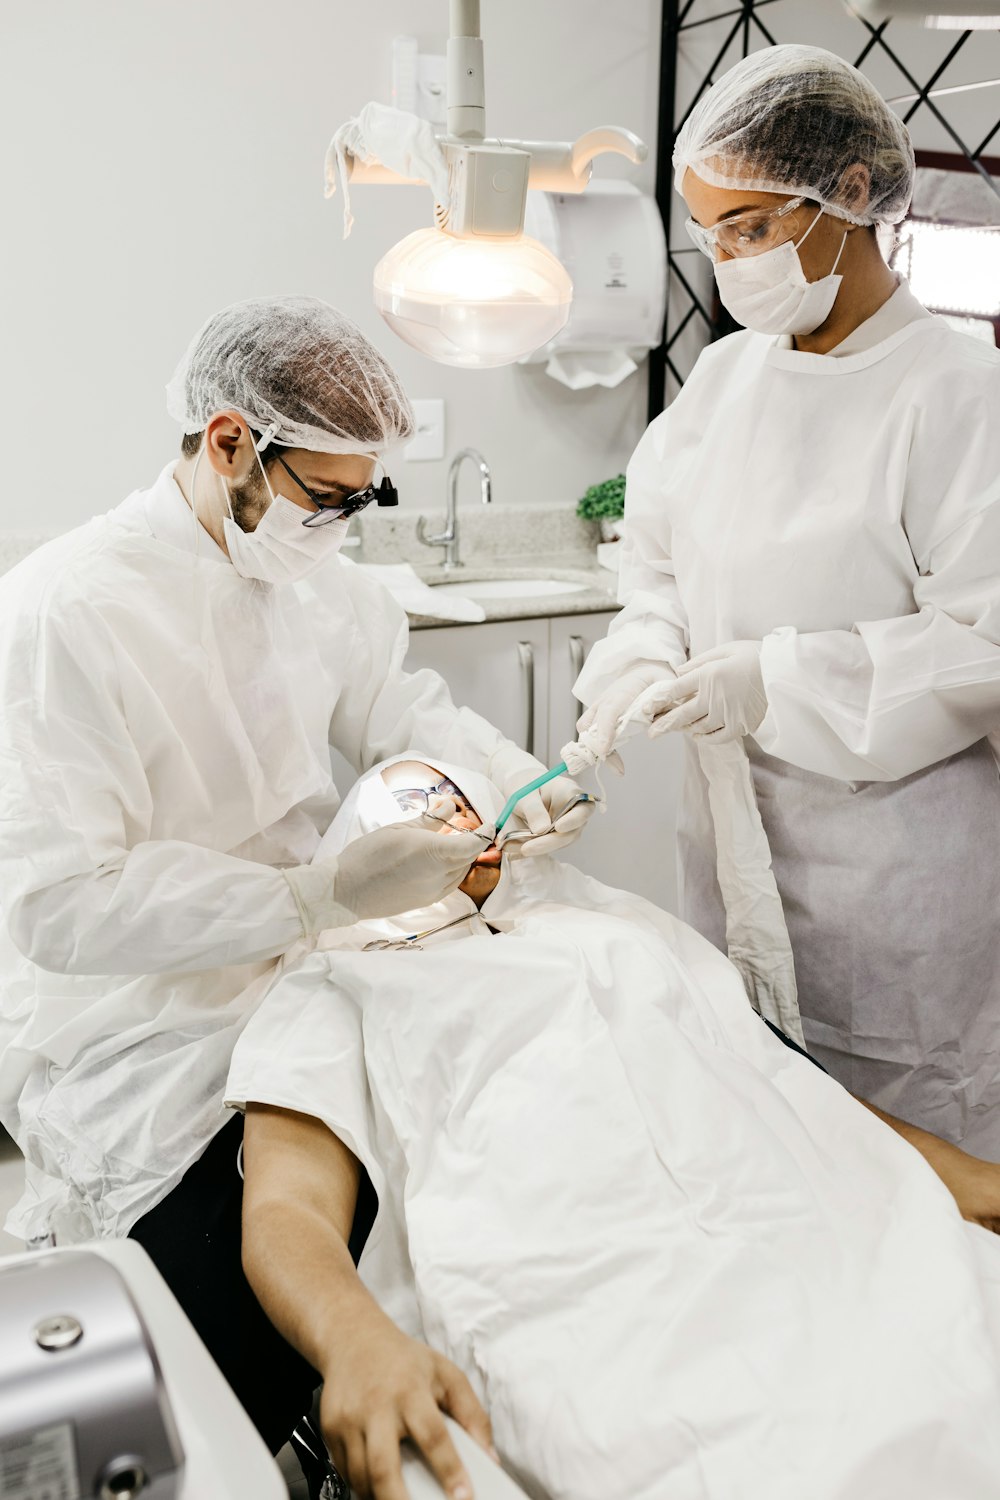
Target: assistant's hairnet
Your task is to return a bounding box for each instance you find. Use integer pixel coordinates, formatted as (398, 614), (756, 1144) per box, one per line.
(166, 295), (416, 455)
(673, 45), (914, 226)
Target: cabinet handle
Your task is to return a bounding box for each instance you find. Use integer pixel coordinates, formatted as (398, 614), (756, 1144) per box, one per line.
(568, 634), (585, 727)
(517, 641), (535, 757)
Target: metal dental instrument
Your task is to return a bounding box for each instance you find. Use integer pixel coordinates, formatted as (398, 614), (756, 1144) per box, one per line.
(362, 911), (480, 952)
(420, 812), (495, 841)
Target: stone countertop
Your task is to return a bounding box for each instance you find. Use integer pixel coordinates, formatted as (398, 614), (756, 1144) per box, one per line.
(356, 503), (622, 628)
(404, 557), (621, 629)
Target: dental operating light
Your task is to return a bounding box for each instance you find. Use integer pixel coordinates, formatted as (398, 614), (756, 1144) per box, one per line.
(327, 0), (648, 368)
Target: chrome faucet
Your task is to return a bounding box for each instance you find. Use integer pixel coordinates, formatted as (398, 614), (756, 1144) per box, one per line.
(416, 448), (492, 571)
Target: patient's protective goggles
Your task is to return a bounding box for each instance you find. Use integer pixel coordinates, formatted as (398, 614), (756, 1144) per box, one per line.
(390, 776), (473, 819)
(272, 453), (399, 526)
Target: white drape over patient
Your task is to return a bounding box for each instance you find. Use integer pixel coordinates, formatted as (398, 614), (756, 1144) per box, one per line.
(228, 756), (1000, 1500)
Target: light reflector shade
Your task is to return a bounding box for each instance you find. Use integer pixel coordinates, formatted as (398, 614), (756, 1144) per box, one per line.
(899, 220), (1000, 317)
(374, 228), (573, 368)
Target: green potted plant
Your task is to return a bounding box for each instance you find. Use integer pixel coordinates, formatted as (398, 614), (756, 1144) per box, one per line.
(576, 474), (626, 543)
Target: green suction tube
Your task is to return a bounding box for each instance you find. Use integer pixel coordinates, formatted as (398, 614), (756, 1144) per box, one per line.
(494, 761), (569, 833)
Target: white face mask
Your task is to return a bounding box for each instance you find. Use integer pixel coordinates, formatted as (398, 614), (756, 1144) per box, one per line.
(221, 446), (350, 586)
(713, 209), (849, 337)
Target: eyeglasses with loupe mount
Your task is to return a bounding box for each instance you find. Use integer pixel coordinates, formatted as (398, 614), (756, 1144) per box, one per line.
(271, 452), (399, 527)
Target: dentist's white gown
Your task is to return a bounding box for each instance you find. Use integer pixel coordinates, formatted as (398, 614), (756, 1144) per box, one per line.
(228, 759), (1000, 1500)
(576, 282), (1000, 1156)
(0, 469), (504, 1241)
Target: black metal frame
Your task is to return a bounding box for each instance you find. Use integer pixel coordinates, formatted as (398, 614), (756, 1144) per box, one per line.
(648, 0), (1000, 421)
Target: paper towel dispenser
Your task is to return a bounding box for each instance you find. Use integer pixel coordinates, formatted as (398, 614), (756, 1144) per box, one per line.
(521, 180), (666, 389)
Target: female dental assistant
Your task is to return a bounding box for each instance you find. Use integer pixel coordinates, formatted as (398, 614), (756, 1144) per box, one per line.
(576, 44), (1000, 1156)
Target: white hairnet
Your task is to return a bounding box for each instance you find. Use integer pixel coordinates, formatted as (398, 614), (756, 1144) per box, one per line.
(318, 753), (503, 861)
(673, 44), (914, 226)
(166, 294), (416, 455)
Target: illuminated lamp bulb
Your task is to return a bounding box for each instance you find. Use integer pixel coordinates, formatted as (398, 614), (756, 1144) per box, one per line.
(373, 228), (573, 368)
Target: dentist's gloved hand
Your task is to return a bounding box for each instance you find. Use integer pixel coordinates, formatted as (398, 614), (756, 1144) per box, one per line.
(283, 803), (485, 933)
(648, 641), (767, 743)
(575, 661), (680, 763)
(488, 742), (594, 858)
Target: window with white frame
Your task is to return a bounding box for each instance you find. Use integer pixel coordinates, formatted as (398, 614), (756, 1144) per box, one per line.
(894, 152), (1000, 346)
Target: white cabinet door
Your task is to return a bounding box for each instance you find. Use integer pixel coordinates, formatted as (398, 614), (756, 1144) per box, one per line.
(405, 619), (550, 759)
(548, 613), (684, 913)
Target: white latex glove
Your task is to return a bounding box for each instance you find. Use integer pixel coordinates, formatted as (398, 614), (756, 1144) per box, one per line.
(488, 742), (595, 858)
(283, 803), (485, 932)
(575, 661), (679, 764)
(648, 641), (767, 743)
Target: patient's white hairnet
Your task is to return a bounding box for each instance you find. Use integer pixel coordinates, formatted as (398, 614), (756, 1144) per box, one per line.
(166, 295), (416, 455)
(673, 44), (914, 226)
(319, 755), (504, 861)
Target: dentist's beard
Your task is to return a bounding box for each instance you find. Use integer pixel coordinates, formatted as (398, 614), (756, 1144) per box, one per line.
(228, 464), (273, 533)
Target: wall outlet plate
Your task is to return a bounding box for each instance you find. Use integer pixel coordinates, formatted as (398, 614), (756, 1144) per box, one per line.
(404, 399), (445, 462)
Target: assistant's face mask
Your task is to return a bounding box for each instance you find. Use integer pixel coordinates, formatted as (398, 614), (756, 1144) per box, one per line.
(713, 208), (849, 337)
(222, 441), (350, 585)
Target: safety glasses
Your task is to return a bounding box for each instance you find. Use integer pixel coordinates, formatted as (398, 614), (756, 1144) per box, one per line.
(685, 194), (808, 260)
(271, 453), (399, 527)
(390, 776), (473, 820)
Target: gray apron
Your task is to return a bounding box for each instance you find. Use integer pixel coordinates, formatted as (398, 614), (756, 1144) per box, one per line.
(678, 735), (1000, 1159)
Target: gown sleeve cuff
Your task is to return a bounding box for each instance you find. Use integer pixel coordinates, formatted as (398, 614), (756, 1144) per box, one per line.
(751, 628), (796, 756)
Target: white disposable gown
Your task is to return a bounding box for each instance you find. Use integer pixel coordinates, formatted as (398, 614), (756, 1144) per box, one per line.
(575, 282), (1000, 1156)
(0, 466), (504, 1241)
(228, 756), (1000, 1500)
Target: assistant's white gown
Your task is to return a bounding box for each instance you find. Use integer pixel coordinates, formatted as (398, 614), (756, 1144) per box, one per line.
(228, 759), (1000, 1500)
(0, 470), (504, 1240)
(576, 282), (1000, 1155)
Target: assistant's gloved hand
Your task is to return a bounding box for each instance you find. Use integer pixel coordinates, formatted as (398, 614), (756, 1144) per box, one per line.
(575, 661), (680, 764)
(648, 641), (767, 743)
(283, 805), (485, 933)
(488, 741), (594, 858)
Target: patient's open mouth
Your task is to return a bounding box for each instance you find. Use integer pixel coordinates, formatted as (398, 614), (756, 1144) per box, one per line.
(473, 843), (502, 867)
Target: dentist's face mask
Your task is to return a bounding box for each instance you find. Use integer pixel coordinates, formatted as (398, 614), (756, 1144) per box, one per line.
(221, 441), (351, 585)
(713, 208), (849, 337)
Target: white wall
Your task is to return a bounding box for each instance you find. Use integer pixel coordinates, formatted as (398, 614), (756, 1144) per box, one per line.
(3, 0), (661, 531)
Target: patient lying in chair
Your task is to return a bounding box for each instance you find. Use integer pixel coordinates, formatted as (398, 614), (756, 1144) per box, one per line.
(227, 755), (1000, 1500)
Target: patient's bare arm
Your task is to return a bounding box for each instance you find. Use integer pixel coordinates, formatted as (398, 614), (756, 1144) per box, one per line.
(860, 1100), (1000, 1234)
(241, 1103), (494, 1500)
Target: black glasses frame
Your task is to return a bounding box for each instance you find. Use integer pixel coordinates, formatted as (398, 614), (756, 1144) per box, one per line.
(270, 453), (398, 527)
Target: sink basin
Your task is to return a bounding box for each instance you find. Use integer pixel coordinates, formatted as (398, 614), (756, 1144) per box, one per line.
(430, 578), (589, 600)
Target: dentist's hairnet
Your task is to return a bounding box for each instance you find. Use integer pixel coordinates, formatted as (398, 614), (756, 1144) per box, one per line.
(673, 45), (914, 226)
(166, 295), (416, 455)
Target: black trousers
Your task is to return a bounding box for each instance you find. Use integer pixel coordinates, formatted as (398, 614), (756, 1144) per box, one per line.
(129, 1113), (376, 1455)
(765, 1018), (828, 1072)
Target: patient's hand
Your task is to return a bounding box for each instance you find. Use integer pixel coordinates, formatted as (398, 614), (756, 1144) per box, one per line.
(320, 1301), (494, 1500)
(915, 1139), (1000, 1235)
(861, 1100), (1000, 1234)
(242, 1104), (496, 1498)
